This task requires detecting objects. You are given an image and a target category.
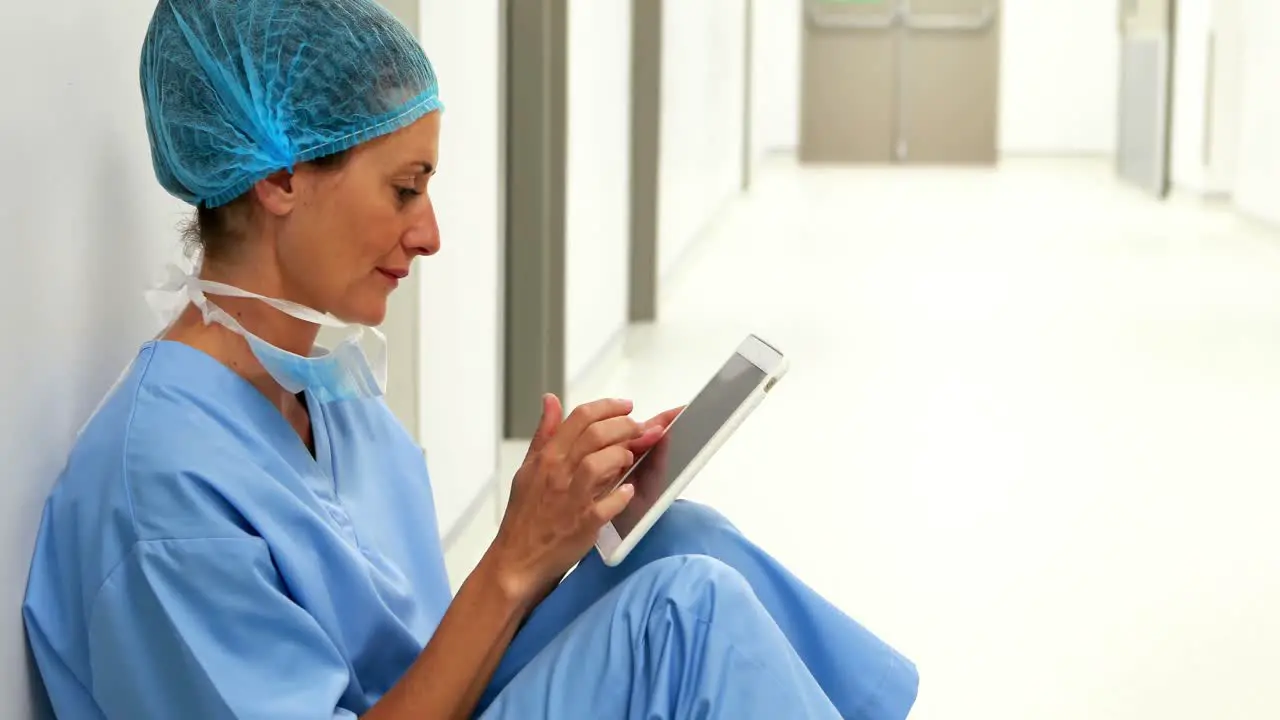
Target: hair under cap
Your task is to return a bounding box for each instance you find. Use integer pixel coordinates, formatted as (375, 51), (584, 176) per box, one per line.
(141, 0), (442, 209)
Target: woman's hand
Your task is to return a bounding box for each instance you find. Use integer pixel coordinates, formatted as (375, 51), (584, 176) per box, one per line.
(366, 397), (688, 720)
(486, 394), (647, 604)
(373, 395), (642, 719)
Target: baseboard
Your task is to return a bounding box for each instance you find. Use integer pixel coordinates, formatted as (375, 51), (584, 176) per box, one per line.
(1168, 185), (1236, 208)
(997, 150), (1113, 159)
(656, 192), (743, 310)
(1236, 207), (1280, 236)
(757, 147), (795, 162)
(441, 473), (500, 550)
(564, 324), (630, 404)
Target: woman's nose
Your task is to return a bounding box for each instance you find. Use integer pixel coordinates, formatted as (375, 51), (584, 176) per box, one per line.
(404, 203), (441, 257)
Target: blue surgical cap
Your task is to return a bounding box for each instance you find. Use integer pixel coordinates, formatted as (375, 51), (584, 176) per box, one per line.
(141, 0), (442, 208)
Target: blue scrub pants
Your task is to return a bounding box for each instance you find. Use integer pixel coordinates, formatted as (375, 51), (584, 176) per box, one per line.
(476, 501), (919, 719)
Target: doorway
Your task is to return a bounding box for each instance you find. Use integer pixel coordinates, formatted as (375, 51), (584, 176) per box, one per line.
(1116, 0), (1178, 197)
(799, 0), (1002, 164)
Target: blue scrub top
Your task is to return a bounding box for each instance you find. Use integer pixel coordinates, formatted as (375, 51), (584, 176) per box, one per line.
(23, 341), (454, 719)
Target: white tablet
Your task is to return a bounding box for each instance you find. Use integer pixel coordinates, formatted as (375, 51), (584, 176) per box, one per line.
(595, 334), (789, 567)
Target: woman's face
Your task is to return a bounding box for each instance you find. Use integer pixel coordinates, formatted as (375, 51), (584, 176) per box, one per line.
(273, 111), (442, 325)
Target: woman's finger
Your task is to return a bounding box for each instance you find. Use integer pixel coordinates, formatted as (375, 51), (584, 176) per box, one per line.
(569, 415), (644, 464)
(644, 406), (685, 431)
(626, 406), (684, 453)
(524, 394), (564, 461)
(626, 424), (665, 454)
(574, 445), (634, 492)
(549, 398), (634, 455)
(591, 482), (635, 525)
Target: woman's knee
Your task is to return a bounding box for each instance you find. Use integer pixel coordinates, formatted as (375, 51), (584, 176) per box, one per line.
(621, 554), (755, 624)
(642, 501), (739, 551)
(664, 500), (732, 527)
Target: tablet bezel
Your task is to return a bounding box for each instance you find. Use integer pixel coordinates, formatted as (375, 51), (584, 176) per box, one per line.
(594, 334), (788, 566)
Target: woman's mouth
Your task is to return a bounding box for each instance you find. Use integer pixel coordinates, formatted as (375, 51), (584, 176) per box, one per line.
(377, 268), (408, 286)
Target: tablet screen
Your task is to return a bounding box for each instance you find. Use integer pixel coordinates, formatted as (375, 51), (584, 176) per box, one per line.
(611, 352), (767, 538)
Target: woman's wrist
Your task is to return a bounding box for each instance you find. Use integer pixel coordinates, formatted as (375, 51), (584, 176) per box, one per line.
(368, 540), (534, 719)
(474, 540), (541, 614)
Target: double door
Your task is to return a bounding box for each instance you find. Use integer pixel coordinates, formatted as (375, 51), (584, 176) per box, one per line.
(799, 0), (1001, 164)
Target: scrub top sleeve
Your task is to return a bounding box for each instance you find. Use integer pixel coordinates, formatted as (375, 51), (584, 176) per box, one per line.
(87, 537), (357, 720)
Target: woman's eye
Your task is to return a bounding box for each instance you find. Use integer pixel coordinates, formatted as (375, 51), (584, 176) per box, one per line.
(394, 172), (431, 205)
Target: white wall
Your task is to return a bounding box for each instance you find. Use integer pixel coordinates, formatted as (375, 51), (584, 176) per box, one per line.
(416, 1), (504, 537)
(1230, 0), (1280, 227)
(660, 0), (748, 276)
(0, 3), (500, 715)
(1204, 0), (1243, 196)
(1170, 0), (1247, 198)
(0, 2), (187, 715)
(999, 0), (1120, 155)
(565, 0), (633, 382)
(750, 0), (802, 160)
(1169, 0), (1213, 192)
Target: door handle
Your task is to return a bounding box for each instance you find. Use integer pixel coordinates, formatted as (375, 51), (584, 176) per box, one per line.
(805, 2), (901, 31)
(904, 5), (996, 32)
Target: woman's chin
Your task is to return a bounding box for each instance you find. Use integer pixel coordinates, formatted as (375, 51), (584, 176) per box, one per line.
(332, 297), (389, 327)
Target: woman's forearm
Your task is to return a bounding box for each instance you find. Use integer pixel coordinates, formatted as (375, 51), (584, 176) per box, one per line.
(362, 550), (534, 720)
(364, 396), (649, 718)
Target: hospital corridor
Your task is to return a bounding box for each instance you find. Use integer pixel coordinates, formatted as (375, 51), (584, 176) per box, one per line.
(4, 0), (1280, 718)
(452, 158), (1280, 719)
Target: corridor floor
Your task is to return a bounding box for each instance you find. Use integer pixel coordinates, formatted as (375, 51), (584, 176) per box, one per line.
(476, 158), (1280, 718)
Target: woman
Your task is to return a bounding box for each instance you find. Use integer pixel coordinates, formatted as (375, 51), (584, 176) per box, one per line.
(22, 1), (919, 717)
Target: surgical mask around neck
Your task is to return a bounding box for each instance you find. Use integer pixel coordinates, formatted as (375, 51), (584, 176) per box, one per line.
(147, 264), (388, 404)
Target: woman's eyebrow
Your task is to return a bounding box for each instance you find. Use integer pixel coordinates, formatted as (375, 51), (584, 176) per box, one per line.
(394, 161), (435, 178)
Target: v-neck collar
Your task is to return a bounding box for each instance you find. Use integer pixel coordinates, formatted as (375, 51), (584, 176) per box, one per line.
(147, 340), (332, 478)
(145, 340), (360, 547)
(302, 390), (336, 482)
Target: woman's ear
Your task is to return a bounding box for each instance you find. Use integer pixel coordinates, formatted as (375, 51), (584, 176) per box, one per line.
(252, 170), (298, 217)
